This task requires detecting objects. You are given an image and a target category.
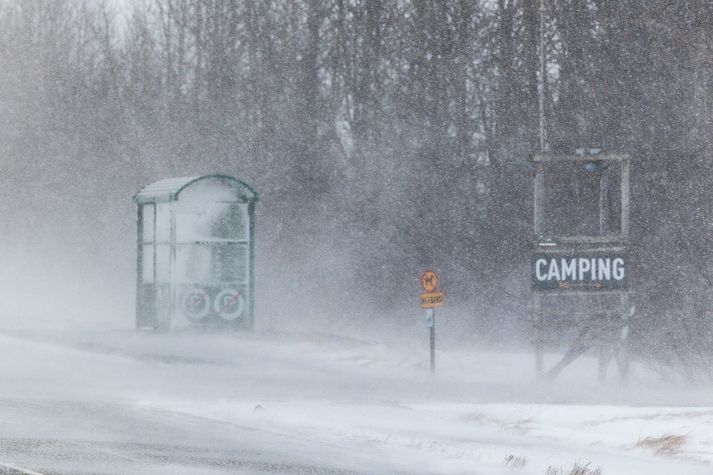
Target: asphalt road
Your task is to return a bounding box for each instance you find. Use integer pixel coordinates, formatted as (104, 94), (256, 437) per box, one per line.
(0, 398), (368, 475)
(0, 330), (370, 475)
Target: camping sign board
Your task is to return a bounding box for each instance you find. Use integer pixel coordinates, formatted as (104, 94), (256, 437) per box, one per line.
(531, 252), (628, 291)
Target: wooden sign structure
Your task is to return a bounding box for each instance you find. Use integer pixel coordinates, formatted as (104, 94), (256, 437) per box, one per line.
(530, 152), (633, 384)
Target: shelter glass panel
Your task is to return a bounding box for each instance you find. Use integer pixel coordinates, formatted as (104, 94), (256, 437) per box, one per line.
(156, 244), (170, 283)
(142, 204), (155, 243)
(156, 203), (171, 242)
(211, 203), (248, 241)
(176, 243), (248, 283)
(214, 242), (248, 282)
(142, 244), (154, 283)
(176, 202), (248, 242)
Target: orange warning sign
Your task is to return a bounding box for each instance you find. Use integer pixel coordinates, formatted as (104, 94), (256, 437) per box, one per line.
(421, 270), (439, 292)
(420, 291), (445, 308)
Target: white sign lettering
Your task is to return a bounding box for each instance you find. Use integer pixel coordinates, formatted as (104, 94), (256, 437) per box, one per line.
(532, 254), (628, 290)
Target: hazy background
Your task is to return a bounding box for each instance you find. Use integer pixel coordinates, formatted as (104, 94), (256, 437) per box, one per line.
(0, 0), (712, 379)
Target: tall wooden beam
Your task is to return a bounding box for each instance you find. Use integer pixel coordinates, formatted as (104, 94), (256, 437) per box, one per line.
(534, 293), (544, 378)
(621, 159), (630, 238)
(599, 171), (609, 234)
(534, 164), (545, 236)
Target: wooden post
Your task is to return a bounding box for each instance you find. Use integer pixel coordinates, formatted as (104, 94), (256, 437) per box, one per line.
(538, 0), (547, 152)
(598, 344), (613, 385)
(599, 170), (609, 234)
(618, 292), (631, 385)
(621, 159), (630, 238)
(534, 164), (545, 236)
(534, 293), (544, 378)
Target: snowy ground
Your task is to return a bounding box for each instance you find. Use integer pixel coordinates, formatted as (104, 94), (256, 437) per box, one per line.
(0, 325), (710, 474)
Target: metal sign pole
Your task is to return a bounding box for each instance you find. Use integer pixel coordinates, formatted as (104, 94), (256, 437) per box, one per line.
(430, 309), (436, 374)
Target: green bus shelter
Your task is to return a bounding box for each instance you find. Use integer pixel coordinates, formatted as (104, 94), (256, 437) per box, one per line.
(134, 175), (258, 331)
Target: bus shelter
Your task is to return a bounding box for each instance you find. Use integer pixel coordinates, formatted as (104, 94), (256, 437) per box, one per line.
(134, 175), (258, 331)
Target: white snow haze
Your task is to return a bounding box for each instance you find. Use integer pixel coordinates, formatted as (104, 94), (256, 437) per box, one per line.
(0, 1), (712, 474)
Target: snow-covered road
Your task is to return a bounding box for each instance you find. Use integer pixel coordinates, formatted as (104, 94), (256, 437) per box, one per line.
(0, 328), (710, 474)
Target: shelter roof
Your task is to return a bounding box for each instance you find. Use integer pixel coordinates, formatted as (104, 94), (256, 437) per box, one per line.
(134, 174), (258, 204)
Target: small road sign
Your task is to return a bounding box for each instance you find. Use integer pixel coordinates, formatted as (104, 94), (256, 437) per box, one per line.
(421, 270), (439, 292)
(420, 291), (445, 308)
(180, 287), (210, 320)
(424, 308), (434, 327)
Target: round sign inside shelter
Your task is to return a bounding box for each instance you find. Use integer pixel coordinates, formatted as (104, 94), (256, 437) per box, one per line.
(214, 288), (245, 320)
(180, 287), (210, 321)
